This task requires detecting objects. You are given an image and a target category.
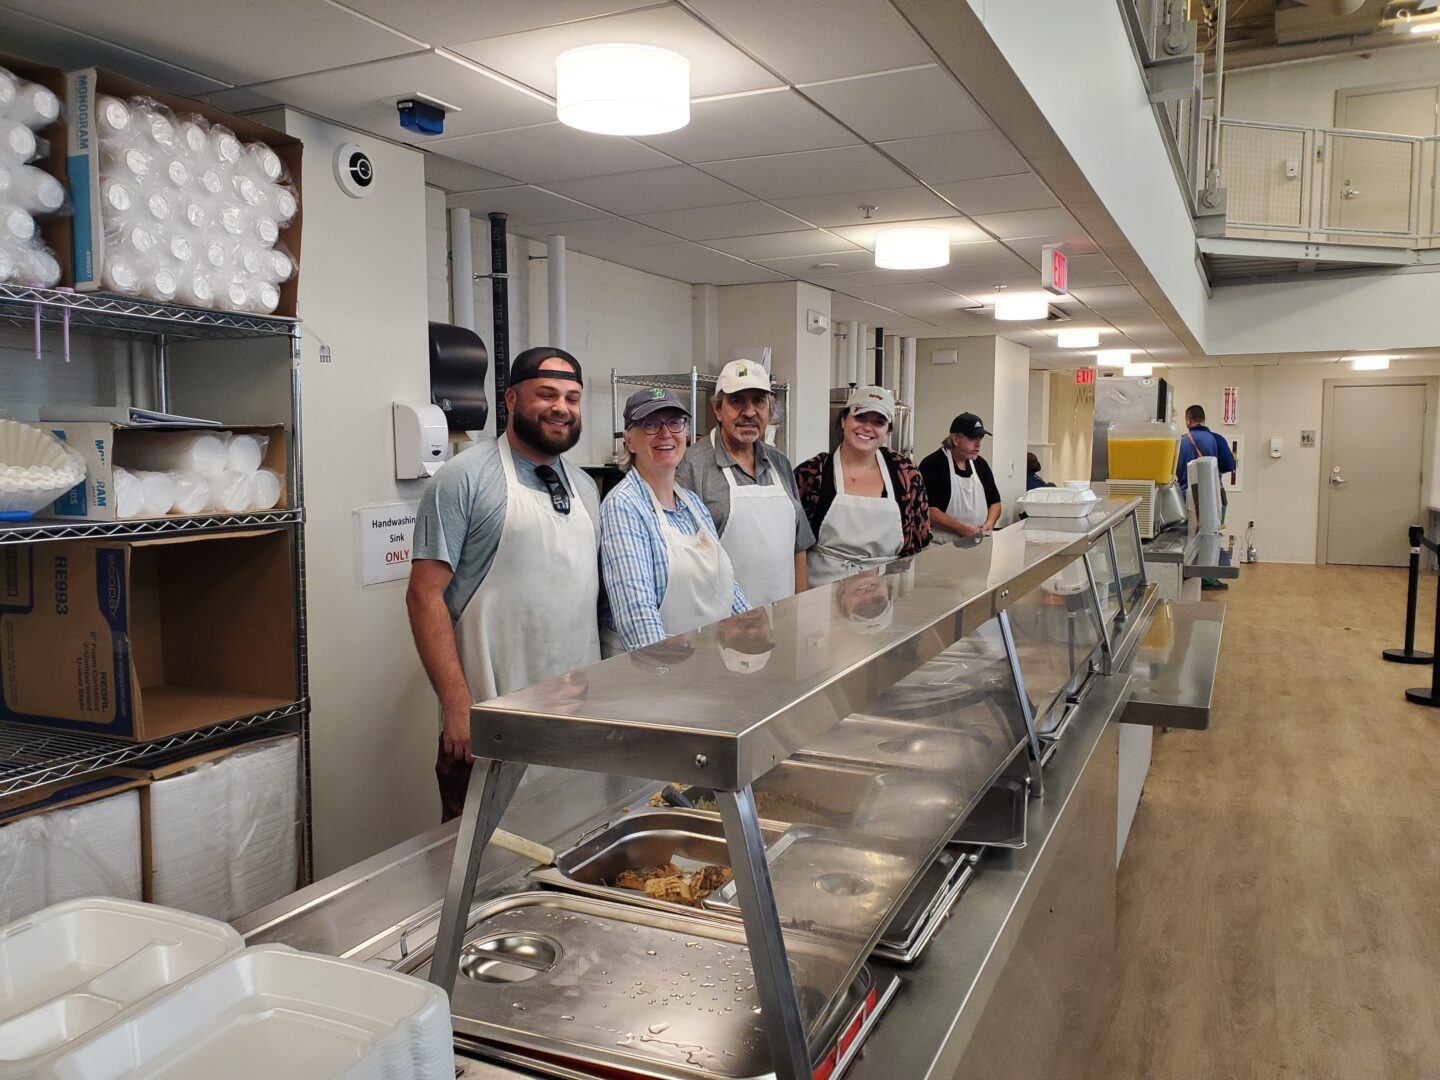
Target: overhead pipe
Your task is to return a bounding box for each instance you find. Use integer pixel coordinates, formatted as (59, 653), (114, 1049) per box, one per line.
(1202, 0), (1228, 208)
(873, 327), (885, 386)
(900, 337), (917, 408)
(546, 234), (567, 348)
(448, 207), (475, 331)
(488, 211), (511, 433)
(845, 322), (859, 386)
(854, 323), (867, 387)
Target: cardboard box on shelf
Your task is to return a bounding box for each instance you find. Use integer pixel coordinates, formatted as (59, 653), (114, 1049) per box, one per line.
(64, 67), (303, 316)
(37, 422), (288, 522)
(118, 734), (301, 917)
(0, 529), (298, 739)
(0, 52), (73, 289)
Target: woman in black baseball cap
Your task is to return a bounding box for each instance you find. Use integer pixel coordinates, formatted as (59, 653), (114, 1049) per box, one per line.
(919, 412), (1002, 543)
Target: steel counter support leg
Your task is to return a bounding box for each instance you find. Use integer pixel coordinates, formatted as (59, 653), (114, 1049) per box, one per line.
(428, 758), (528, 999)
(716, 787), (810, 1080)
(999, 610), (1045, 797)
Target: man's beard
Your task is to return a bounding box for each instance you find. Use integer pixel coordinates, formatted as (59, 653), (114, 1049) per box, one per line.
(512, 407), (582, 455)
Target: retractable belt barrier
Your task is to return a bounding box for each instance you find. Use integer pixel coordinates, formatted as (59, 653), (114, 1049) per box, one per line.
(1392, 525), (1440, 707)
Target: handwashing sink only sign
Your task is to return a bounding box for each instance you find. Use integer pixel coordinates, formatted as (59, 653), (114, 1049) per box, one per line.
(358, 502), (419, 586)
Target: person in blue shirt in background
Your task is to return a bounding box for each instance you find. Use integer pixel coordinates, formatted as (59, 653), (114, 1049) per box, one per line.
(1025, 452), (1052, 492)
(1177, 403), (1237, 590)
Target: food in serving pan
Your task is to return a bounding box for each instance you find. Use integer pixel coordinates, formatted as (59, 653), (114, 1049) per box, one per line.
(612, 862), (733, 906)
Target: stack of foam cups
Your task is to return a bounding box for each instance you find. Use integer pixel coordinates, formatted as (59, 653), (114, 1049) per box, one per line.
(114, 430), (282, 517)
(0, 66), (65, 287)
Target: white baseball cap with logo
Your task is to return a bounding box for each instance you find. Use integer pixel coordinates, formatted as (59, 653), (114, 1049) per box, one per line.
(716, 359), (772, 395)
(845, 384), (895, 422)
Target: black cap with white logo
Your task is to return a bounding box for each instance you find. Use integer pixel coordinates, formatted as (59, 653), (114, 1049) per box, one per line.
(950, 412), (992, 438)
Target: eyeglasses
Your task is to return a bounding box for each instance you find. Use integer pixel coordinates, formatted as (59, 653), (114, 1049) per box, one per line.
(534, 463), (571, 515)
(636, 416), (689, 436)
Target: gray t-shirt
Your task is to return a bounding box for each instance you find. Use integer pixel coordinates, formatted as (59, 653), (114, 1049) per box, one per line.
(675, 433), (814, 554)
(413, 436), (601, 622)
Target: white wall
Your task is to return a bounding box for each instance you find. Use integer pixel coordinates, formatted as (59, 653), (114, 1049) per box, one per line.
(275, 109), (438, 876)
(913, 335), (1030, 517)
(1163, 359), (1440, 563)
(1225, 46), (1440, 129)
(1047, 372), (1095, 484)
(424, 186), (449, 324)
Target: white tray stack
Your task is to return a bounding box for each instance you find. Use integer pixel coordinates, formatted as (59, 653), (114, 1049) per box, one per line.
(0, 899), (453, 1080)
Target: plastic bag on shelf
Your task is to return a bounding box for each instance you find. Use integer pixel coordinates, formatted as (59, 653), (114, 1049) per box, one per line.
(118, 429), (232, 476)
(172, 471), (210, 514)
(0, 161), (66, 214)
(206, 470), (254, 513)
(249, 467), (282, 511)
(0, 117), (39, 163)
(113, 466), (144, 518)
(226, 432), (269, 474)
(133, 469), (177, 516)
(96, 93), (134, 140)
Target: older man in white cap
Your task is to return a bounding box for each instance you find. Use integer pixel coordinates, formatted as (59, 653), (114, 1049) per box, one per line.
(676, 359), (814, 606)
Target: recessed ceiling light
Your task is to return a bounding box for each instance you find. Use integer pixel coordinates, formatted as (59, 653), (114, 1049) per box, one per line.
(813, 262), (841, 270)
(1057, 328), (1100, 348)
(994, 292), (1049, 320)
(1097, 349), (1132, 368)
(874, 227), (949, 269)
(1350, 354), (1391, 370)
(555, 44), (690, 135)
(1123, 362), (1154, 376)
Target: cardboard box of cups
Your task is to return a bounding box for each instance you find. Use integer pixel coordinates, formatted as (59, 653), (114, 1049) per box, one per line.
(0, 52), (71, 289)
(65, 67), (302, 315)
(41, 422), (288, 521)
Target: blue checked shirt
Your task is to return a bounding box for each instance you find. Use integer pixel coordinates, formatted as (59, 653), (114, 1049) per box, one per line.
(600, 469), (749, 651)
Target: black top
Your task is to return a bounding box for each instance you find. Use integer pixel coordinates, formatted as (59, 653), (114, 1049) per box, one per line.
(919, 447), (1002, 513)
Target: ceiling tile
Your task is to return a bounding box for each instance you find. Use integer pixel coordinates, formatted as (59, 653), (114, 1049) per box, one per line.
(1005, 233), (1101, 267)
(452, 6), (781, 98)
(547, 165), (750, 216)
(922, 241), (1038, 290)
(933, 173), (1059, 216)
(445, 185), (611, 225)
(767, 185), (957, 228)
(636, 90), (860, 163)
(601, 243), (788, 285)
(0, 6), (228, 96)
(331, 0), (656, 47)
(433, 123), (676, 182)
(801, 67), (991, 142)
(970, 207), (1082, 241)
(803, 268), (930, 290)
(424, 154), (518, 193)
(879, 130), (1030, 185)
(828, 295), (950, 336)
(761, 248), (886, 275)
(216, 51), (556, 142)
(1068, 285), (1154, 316)
(687, 0), (930, 84)
(695, 145), (911, 199)
(0, 0), (420, 85)
(633, 201), (812, 241)
(509, 215), (677, 248)
(706, 230), (861, 260)
(827, 217), (989, 250)
(1061, 254), (1126, 289)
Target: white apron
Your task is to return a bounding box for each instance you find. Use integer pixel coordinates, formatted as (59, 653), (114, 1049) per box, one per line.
(454, 438), (601, 703)
(603, 478), (739, 655)
(714, 430), (796, 608)
(932, 457), (988, 544)
(806, 450), (903, 587)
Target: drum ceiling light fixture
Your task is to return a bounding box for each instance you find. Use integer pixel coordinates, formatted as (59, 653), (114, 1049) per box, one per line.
(556, 43), (691, 135)
(993, 291), (1049, 320)
(1057, 328), (1100, 348)
(874, 227), (950, 269)
(1123, 362), (1154, 376)
(1096, 349), (1132, 368)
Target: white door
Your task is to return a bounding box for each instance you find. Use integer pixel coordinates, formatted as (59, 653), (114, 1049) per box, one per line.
(1323, 382), (1427, 567)
(1328, 86), (1437, 234)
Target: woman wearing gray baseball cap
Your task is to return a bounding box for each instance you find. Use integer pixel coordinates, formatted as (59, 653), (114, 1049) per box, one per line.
(599, 387), (749, 654)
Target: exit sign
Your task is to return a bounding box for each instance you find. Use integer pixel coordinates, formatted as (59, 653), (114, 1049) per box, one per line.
(1075, 367), (1095, 385)
(1042, 244), (1067, 295)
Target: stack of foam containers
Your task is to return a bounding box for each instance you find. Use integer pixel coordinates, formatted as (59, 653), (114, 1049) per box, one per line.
(149, 737), (300, 922)
(113, 429), (283, 517)
(0, 65), (65, 287)
(0, 899), (453, 1079)
(0, 790), (143, 924)
(94, 94), (297, 311)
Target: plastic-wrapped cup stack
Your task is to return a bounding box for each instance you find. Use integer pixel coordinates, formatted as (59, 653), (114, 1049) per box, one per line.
(0, 66), (66, 288)
(95, 96), (298, 311)
(114, 430), (282, 518)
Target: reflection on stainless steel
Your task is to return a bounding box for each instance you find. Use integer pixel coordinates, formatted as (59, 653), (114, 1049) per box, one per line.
(469, 498), (1142, 791)
(1121, 601), (1225, 730)
(443, 891), (855, 1080)
(951, 777), (1029, 850)
(1005, 574), (1103, 729)
(874, 849), (979, 964)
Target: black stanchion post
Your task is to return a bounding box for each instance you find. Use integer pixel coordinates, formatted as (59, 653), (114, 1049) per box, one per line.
(1385, 525), (1432, 664)
(1406, 533), (1440, 707)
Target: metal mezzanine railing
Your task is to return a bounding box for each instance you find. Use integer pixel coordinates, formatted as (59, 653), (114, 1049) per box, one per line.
(1210, 119), (1440, 247)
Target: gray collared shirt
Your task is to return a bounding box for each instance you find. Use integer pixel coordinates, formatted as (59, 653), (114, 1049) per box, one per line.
(675, 432), (815, 554)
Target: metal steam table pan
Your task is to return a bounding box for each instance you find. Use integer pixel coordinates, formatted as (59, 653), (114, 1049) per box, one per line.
(530, 809), (786, 919)
(446, 890), (882, 1080)
(949, 776), (1029, 850)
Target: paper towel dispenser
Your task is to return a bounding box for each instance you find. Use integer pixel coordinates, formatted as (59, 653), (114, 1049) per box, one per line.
(428, 321), (489, 432)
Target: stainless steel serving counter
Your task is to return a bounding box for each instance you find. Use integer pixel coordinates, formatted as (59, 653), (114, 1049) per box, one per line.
(241, 496), (1215, 1080)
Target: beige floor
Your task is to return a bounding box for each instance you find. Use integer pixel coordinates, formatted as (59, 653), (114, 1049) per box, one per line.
(1095, 564), (1440, 1080)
